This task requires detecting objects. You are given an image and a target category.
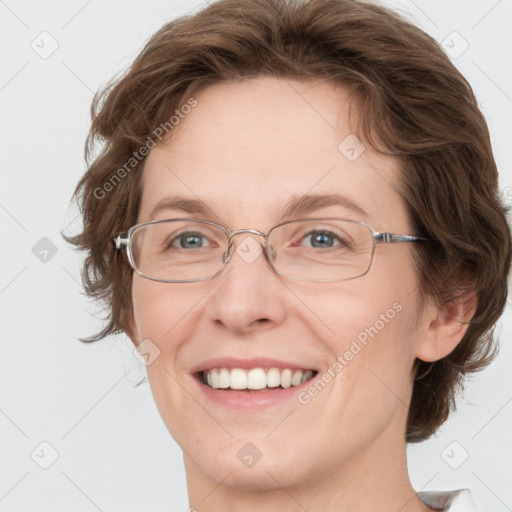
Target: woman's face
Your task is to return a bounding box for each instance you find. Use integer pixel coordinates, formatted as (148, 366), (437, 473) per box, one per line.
(131, 77), (426, 491)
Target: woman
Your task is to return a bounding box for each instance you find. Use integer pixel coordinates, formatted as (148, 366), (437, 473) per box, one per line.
(67, 0), (511, 510)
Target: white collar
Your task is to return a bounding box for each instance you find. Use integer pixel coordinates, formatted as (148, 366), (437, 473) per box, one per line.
(419, 490), (478, 511)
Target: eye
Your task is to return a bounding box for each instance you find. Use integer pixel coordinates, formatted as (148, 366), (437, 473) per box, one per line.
(301, 230), (345, 249)
(168, 231), (212, 250)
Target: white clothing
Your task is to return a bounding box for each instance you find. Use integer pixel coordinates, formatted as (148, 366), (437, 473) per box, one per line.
(419, 490), (478, 511)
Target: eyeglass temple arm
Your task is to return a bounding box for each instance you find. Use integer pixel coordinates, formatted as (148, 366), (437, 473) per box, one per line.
(374, 232), (427, 244)
(113, 234), (129, 250)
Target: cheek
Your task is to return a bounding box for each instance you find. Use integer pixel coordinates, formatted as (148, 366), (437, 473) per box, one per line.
(325, 292), (417, 387)
(131, 276), (198, 348)
(306, 289), (418, 426)
(130, 276), (214, 406)
(130, 276), (201, 439)
(283, 287), (420, 469)
(286, 258), (421, 401)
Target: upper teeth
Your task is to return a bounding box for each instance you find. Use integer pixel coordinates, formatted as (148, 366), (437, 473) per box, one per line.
(203, 368), (314, 390)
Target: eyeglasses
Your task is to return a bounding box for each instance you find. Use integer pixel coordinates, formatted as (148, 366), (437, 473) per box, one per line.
(113, 218), (427, 283)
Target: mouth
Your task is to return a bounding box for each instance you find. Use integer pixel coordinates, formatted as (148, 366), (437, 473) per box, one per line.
(196, 367), (318, 392)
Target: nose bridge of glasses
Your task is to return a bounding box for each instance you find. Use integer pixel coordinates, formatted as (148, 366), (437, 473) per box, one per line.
(223, 228), (270, 263)
(228, 228), (268, 240)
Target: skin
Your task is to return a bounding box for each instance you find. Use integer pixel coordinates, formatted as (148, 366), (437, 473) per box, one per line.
(128, 76), (473, 512)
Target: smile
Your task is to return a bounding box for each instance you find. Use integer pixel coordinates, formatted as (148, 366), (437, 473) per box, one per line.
(200, 367), (317, 391)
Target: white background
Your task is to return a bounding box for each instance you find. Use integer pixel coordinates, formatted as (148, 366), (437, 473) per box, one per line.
(1, 1), (511, 510)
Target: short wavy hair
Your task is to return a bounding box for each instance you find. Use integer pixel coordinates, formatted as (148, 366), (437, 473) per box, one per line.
(66, 0), (511, 442)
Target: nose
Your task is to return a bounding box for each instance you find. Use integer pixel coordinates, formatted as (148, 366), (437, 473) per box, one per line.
(206, 232), (287, 335)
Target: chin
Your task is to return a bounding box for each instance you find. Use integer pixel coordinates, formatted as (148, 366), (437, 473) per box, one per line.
(185, 438), (311, 490)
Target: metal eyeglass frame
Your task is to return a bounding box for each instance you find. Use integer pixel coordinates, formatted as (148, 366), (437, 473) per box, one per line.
(113, 217), (427, 283)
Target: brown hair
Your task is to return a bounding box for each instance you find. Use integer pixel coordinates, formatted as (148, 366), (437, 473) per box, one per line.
(65, 0), (511, 442)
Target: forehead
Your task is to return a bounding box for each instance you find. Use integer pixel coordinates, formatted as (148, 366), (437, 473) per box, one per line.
(139, 77), (409, 231)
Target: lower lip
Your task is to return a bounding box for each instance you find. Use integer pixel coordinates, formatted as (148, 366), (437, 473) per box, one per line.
(192, 373), (315, 410)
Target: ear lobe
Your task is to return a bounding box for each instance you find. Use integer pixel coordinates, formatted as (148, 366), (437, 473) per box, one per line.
(415, 293), (478, 362)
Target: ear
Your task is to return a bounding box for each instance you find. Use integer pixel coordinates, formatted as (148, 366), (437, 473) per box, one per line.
(415, 293), (478, 362)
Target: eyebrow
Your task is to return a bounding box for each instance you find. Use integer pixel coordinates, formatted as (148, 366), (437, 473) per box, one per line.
(149, 196), (211, 219)
(281, 193), (367, 219)
(148, 193), (367, 221)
